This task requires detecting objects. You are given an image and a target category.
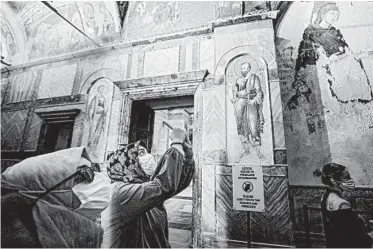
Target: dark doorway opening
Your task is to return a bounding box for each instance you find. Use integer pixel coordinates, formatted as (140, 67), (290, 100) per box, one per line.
(40, 121), (74, 154)
(128, 95), (194, 248)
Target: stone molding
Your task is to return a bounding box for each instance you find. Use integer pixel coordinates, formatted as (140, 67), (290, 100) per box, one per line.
(1, 94), (83, 112)
(115, 70), (209, 90)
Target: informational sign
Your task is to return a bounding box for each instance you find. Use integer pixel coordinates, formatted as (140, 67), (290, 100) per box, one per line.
(232, 165), (265, 212)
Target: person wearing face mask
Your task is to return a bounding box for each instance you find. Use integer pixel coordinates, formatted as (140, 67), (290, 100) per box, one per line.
(101, 128), (195, 248)
(128, 140), (157, 177)
(313, 163), (373, 248)
(1, 147), (112, 248)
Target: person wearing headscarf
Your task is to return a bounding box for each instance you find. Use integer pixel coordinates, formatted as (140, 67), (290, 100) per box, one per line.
(129, 140), (157, 177)
(1, 147), (112, 248)
(313, 163), (373, 248)
(101, 128), (195, 248)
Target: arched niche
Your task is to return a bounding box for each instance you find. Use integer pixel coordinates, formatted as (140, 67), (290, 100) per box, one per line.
(212, 45), (282, 165)
(79, 76), (121, 163)
(215, 45), (278, 86)
(80, 68), (122, 94)
(224, 53), (273, 165)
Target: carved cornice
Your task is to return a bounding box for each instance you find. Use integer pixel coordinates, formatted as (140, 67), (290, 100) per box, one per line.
(115, 70), (209, 91)
(212, 10), (279, 29)
(1, 94), (83, 112)
(35, 108), (81, 123)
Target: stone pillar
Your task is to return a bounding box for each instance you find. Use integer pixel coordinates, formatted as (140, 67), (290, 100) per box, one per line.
(197, 19), (294, 247)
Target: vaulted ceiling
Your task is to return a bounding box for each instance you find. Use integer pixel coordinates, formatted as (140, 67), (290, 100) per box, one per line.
(1, 1), (128, 67)
(1, 1), (288, 68)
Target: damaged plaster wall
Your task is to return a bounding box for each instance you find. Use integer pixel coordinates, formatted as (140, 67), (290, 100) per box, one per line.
(276, 1), (373, 186)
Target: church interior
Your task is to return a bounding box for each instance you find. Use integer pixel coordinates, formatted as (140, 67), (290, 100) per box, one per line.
(1, 1), (373, 248)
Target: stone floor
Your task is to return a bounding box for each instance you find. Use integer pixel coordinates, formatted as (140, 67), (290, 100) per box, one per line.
(165, 183), (193, 247)
(169, 228), (192, 248)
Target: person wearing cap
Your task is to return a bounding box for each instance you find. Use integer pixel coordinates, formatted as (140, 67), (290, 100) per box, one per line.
(313, 163), (373, 248)
(101, 128), (195, 248)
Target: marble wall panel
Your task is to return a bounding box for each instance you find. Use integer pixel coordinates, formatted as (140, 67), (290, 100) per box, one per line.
(1, 110), (29, 151)
(130, 53), (139, 79)
(23, 112), (43, 151)
(202, 86), (226, 153)
(185, 43), (194, 72)
(250, 176), (293, 245)
(192, 42), (200, 70)
(37, 64), (77, 99)
(1, 78), (9, 104)
(105, 86), (121, 152)
(143, 47), (180, 77)
(179, 44), (186, 72)
(70, 111), (85, 148)
(199, 39), (215, 73)
(215, 173), (248, 241)
(201, 165), (216, 233)
(5, 71), (39, 103)
(270, 80), (286, 149)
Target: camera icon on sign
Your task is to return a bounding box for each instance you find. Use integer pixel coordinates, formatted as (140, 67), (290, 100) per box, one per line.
(242, 181), (253, 193)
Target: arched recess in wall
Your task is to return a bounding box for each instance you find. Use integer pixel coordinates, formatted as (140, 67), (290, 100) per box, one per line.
(79, 69), (122, 163)
(80, 68), (122, 94)
(275, 1), (373, 186)
(214, 45), (277, 165)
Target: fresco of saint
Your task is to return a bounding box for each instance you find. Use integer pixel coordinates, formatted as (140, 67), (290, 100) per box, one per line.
(88, 84), (107, 147)
(296, 2), (372, 103)
(231, 61), (264, 146)
(86, 80), (114, 163)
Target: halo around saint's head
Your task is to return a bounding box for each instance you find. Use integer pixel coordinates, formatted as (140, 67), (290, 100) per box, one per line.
(234, 56), (259, 77)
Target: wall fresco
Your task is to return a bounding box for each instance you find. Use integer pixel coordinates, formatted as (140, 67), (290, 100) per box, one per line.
(226, 55), (272, 164)
(296, 2), (372, 104)
(22, 2), (120, 60)
(125, 1), (214, 41)
(83, 78), (114, 163)
(277, 1), (373, 185)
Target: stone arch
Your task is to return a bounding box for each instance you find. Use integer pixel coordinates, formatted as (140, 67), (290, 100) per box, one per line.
(273, 1), (293, 35)
(214, 45), (278, 86)
(80, 68), (122, 94)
